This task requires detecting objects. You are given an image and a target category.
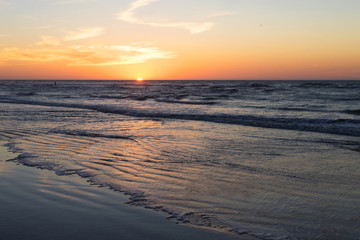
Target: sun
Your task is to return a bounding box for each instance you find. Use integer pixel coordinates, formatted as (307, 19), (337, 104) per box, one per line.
(137, 78), (143, 81)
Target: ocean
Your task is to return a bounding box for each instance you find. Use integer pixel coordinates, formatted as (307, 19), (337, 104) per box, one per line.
(1, 80), (359, 239)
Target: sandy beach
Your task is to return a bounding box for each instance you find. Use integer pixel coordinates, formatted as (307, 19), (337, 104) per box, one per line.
(0, 143), (242, 240)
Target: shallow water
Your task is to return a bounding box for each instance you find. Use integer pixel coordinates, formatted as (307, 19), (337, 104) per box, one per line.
(0, 145), (238, 240)
(1, 80), (359, 239)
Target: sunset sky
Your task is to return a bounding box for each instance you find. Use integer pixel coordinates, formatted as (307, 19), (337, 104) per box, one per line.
(0, 0), (359, 80)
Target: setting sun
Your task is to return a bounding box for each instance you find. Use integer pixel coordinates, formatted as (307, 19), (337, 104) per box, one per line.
(137, 78), (143, 81)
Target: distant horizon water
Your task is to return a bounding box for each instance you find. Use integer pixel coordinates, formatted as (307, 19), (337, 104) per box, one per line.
(1, 79), (360, 81)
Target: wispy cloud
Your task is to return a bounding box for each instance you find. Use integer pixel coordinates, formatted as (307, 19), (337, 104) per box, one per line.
(1, 25), (176, 66)
(36, 36), (61, 47)
(0, 43), (176, 66)
(0, 47), (68, 64)
(117, 0), (214, 34)
(101, 44), (177, 65)
(118, 0), (156, 23)
(63, 27), (104, 41)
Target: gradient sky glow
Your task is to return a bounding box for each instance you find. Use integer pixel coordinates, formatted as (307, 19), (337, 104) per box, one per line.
(0, 0), (359, 80)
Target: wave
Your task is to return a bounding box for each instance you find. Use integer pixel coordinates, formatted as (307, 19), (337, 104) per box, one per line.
(248, 83), (271, 88)
(16, 92), (37, 96)
(50, 130), (134, 140)
(90, 94), (158, 101)
(156, 99), (217, 105)
(343, 110), (360, 116)
(296, 81), (360, 89)
(297, 82), (333, 88)
(275, 107), (321, 112)
(93, 94), (217, 103)
(272, 106), (360, 115)
(1, 97), (360, 137)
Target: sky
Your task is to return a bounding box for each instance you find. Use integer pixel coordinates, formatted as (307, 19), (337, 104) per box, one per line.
(0, 0), (359, 80)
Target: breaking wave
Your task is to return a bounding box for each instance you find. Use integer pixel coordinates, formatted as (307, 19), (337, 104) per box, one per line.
(1, 97), (359, 137)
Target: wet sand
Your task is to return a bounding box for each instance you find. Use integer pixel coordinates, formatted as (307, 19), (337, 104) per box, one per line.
(0, 143), (243, 240)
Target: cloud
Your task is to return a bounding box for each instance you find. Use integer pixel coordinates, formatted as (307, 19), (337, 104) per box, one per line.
(146, 21), (214, 34)
(0, 47), (68, 64)
(36, 36), (61, 47)
(118, 0), (157, 23)
(117, 0), (214, 34)
(101, 44), (177, 65)
(0, 43), (176, 66)
(0, 25), (176, 67)
(63, 27), (104, 41)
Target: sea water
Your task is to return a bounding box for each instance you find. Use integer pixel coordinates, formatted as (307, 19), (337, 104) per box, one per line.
(1, 80), (359, 239)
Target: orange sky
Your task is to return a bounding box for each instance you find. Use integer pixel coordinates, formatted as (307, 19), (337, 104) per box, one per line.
(0, 0), (359, 80)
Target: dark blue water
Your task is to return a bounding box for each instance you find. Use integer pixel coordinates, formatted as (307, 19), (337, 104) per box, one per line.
(1, 80), (360, 136)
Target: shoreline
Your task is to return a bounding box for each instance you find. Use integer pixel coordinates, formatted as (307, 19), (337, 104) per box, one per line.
(0, 143), (244, 240)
